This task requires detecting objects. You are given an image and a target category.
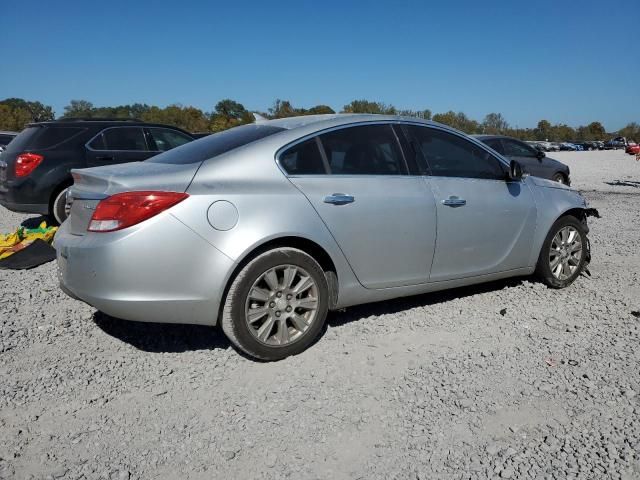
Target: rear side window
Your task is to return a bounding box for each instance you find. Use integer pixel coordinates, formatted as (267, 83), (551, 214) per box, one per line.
(280, 138), (327, 174)
(148, 124), (286, 165)
(0, 134), (16, 146)
(3, 126), (84, 152)
(407, 126), (505, 180)
(148, 128), (193, 152)
(483, 138), (505, 155)
(89, 127), (147, 151)
(319, 124), (407, 175)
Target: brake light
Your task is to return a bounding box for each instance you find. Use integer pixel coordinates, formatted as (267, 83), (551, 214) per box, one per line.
(15, 153), (44, 177)
(88, 191), (189, 232)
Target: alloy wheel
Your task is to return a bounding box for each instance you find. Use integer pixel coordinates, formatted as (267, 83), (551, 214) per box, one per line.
(244, 264), (319, 346)
(549, 226), (582, 280)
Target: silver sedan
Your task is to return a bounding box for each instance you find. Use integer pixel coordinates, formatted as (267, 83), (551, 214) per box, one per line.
(54, 114), (598, 360)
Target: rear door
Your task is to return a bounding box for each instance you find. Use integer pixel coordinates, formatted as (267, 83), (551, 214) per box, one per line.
(405, 125), (537, 281)
(284, 123), (437, 289)
(86, 126), (154, 167)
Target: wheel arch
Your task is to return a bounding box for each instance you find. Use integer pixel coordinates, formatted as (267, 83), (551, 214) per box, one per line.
(218, 236), (340, 324)
(48, 177), (74, 220)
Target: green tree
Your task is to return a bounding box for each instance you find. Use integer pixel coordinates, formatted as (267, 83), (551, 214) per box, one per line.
(268, 99), (300, 118)
(306, 105), (335, 115)
(618, 122), (640, 141)
(535, 120), (552, 140)
(432, 111), (479, 134)
(0, 98), (55, 130)
(341, 100), (396, 115)
(482, 112), (509, 134)
(210, 99), (254, 132)
(63, 99), (95, 118)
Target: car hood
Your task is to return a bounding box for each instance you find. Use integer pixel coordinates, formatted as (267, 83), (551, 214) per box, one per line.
(529, 176), (572, 191)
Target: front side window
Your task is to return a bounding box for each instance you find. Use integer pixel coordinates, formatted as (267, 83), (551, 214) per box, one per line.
(319, 124), (407, 175)
(502, 139), (537, 157)
(90, 127), (147, 151)
(280, 138), (326, 174)
(407, 126), (505, 180)
(148, 128), (192, 151)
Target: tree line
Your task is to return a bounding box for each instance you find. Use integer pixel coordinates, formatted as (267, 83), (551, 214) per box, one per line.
(1, 97), (638, 142)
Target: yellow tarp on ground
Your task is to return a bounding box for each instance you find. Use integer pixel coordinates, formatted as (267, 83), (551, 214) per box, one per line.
(0, 222), (58, 260)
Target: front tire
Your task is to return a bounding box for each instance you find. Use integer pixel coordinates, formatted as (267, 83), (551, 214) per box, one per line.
(536, 216), (588, 288)
(221, 248), (329, 361)
(552, 173), (568, 184)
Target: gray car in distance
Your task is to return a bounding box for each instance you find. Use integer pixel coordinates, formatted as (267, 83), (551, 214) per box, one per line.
(475, 135), (571, 185)
(54, 115), (598, 360)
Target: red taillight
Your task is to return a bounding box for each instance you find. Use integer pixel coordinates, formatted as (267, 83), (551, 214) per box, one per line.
(88, 191), (189, 232)
(15, 153), (44, 177)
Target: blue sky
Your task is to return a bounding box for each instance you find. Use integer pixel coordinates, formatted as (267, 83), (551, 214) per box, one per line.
(1, 0), (638, 130)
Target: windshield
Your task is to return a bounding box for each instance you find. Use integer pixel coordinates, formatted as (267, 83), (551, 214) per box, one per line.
(147, 124), (286, 165)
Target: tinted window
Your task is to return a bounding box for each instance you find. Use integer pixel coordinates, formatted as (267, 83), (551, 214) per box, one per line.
(280, 138), (326, 174)
(483, 138), (505, 155)
(0, 134), (16, 146)
(503, 139), (537, 157)
(407, 126), (505, 180)
(3, 126), (84, 152)
(148, 124), (285, 165)
(319, 124), (406, 175)
(148, 128), (193, 151)
(90, 127), (147, 151)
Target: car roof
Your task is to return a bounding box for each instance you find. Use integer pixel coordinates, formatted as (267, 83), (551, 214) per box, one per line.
(26, 119), (193, 135)
(261, 113), (435, 131)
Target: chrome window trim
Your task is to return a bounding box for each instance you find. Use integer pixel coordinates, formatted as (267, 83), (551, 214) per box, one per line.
(274, 120), (414, 178)
(85, 126), (150, 152)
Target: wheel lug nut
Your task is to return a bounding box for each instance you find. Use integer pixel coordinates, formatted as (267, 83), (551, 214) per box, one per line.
(275, 311), (281, 317)
(286, 294), (292, 300)
(269, 302), (275, 308)
(276, 292), (282, 298)
(286, 306), (292, 312)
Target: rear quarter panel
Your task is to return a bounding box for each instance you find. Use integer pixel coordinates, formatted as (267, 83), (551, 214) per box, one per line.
(169, 141), (362, 308)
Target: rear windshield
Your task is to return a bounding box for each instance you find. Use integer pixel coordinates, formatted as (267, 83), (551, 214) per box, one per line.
(147, 124), (285, 165)
(3, 126), (85, 152)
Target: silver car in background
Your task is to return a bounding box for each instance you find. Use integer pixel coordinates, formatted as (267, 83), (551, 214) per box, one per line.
(54, 114), (598, 360)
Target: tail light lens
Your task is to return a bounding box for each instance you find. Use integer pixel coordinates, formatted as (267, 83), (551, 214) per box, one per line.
(88, 191), (189, 232)
(15, 153), (44, 177)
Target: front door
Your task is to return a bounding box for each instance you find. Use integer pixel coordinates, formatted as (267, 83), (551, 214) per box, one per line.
(282, 124), (437, 289)
(85, 126), (154, 167)
(404, 125), (537, 281)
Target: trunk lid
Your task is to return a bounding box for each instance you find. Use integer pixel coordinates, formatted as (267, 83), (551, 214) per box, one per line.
(67, 161), (201, 235)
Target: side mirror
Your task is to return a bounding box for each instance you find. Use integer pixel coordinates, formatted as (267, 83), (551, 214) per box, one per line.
(536, 150), (546, 160)
(509, 160), (523, 180)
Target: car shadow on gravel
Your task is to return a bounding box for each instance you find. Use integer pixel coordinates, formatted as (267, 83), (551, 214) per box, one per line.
(327, 277), (524, 328)
(93, 311), (231, 353)
(604, 180), (640, 188)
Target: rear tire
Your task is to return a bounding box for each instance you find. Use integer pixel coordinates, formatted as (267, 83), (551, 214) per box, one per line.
(536, 215), (588, 289)
(220, 248), (329, 361)
(49, 186), (71, 226)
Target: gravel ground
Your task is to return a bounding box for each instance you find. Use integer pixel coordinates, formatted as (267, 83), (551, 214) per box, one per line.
(1, 149), (639, 480)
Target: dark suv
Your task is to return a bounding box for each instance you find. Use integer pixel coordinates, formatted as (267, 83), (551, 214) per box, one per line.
(0, 119), (194, 223)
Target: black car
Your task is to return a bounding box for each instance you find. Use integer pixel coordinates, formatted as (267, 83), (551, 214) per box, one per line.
(474, 135), (571, 185)
(0, 119), (194, 224)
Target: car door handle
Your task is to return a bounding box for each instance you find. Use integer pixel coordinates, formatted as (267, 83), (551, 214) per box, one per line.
(324, 193), (355, 205)
(442, 196), (466, 207)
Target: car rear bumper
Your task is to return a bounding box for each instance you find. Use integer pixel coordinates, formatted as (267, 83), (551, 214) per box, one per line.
(54, 213), (236, 326)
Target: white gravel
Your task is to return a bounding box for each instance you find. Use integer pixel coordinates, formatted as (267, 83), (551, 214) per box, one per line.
(1, 150), (639, 480)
